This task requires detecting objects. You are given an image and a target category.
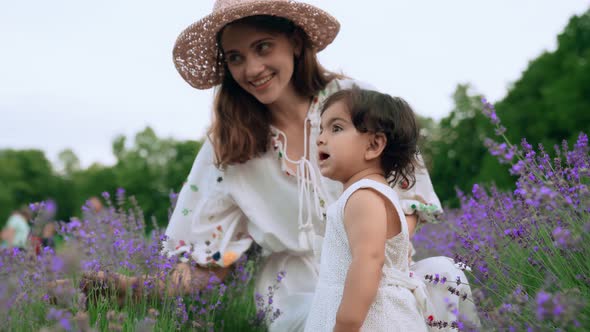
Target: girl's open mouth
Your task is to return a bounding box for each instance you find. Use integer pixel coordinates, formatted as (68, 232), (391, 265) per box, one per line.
(319, 152), (330, 161)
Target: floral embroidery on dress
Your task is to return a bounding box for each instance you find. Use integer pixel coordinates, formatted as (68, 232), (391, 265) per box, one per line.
(166, 239), (193, 263)
(411, 202), (440, 214)
(190, 184), (199, 192)
(211, 225), (224, 240)
(175, 240), (187, 250)
(222, 251), (238, 266)
(400, 179), (409, 190)
(270, 127), (298, 179)
(181, 208), (192, 216)
(411, 202), (442, 224)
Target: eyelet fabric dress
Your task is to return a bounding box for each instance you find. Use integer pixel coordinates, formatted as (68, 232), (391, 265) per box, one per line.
(304, 179), (434, 332)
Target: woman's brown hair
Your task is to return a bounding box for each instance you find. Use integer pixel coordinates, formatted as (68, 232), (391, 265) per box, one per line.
(209, 15), (340, 168)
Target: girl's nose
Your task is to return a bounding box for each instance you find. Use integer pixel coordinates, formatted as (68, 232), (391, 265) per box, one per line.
(316, 133), (325, 146)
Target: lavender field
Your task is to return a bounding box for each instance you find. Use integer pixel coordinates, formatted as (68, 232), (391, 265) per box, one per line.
(1, 100), (588, 331)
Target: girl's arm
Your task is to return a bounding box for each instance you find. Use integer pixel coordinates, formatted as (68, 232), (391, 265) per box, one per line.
(405, 213), (418, 237)
(334, 189), (389, 332)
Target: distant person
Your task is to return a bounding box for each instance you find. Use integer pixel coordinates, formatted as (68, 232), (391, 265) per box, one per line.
(1, 207), (32, 249)
(41, 221), (57, 249)
(88, 196), (104, 213)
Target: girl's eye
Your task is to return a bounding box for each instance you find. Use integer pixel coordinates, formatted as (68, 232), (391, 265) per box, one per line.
(226, 54), (243, 65)
(332, 125), (342, 133)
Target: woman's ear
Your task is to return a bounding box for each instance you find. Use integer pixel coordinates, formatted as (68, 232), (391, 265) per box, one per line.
(365, 133), (387, 161)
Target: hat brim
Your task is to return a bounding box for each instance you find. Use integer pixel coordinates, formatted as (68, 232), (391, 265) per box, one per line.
(173, 1), (340, 90)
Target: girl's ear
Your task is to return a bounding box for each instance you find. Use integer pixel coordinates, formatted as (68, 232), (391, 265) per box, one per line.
(365, 133), (387, 161)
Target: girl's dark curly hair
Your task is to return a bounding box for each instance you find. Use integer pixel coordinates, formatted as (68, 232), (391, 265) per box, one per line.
(320, 86), (420, 188)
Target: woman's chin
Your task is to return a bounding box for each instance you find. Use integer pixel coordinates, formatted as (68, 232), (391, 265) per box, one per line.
(249, 83), (279, 104)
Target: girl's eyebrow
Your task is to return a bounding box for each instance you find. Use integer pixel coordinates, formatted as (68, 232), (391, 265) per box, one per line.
(224, 37), (274, 55)
(320, 116), (348, 128)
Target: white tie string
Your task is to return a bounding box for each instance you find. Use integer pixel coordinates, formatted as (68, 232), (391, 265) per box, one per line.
(275, 113), (328, 251)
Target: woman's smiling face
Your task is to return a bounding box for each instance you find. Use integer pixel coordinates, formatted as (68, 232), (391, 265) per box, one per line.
(220, 23), (299, 105)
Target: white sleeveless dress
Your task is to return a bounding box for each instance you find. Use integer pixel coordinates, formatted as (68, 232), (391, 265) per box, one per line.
(305, 179), (434, 332)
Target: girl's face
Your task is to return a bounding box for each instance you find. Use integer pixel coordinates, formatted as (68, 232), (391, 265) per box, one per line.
(220, 23), (300, 105)
(317, 101), (373, 183)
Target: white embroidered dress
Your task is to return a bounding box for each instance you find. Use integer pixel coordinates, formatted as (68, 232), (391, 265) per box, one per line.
(162, 78), (453, 331)
(305, 179), (433, 332)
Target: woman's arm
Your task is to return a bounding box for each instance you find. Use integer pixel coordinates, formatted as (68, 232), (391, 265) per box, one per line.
(334, 189), (389, 332)
(396, 156), (443, 225)
(78, 263), (232, 306)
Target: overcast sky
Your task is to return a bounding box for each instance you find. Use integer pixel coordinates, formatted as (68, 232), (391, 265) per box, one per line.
(1, 0), (588, 168)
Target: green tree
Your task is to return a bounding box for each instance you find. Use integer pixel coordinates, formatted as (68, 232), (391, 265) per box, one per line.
(426, 85), (516, 207)
(57, 149), (81, 177)
(496, 9), (590, 149)
(0, 150), (59, 226)
(108, 127), (201, 229)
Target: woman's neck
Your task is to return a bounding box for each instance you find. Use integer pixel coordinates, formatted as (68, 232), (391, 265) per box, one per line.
(268, 85), (311, 130)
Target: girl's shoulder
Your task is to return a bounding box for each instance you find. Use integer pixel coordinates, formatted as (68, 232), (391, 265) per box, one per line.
(337, 179), (401, 216)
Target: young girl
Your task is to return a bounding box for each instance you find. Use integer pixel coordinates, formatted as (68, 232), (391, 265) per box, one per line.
(305, 87), (434, 332)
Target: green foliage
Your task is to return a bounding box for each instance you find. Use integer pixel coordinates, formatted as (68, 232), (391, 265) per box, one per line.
(1, 128), (201, 231)
(425, 84), (512, 207)
(497, 10), (590, 149)
(427, 9), (590, 206)
(0, 150), (61, 226)
(112, 127), (202, 229)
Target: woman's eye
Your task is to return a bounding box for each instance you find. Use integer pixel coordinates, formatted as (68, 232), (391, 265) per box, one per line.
(226, 54), (243, 65)
(257, 42), (272, 53)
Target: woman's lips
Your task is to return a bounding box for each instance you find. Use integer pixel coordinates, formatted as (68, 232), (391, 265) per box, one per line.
(250, 73), (275, 90)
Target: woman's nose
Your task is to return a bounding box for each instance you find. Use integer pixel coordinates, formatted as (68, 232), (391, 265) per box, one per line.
(245, 56), (265, 78)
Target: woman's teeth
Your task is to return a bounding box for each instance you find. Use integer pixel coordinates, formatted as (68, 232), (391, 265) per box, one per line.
(252, 75), (273, 87)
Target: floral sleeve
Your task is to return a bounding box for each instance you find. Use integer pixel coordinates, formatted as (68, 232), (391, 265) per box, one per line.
(162, 140), (253, 267)
(395, 155), (443, 224)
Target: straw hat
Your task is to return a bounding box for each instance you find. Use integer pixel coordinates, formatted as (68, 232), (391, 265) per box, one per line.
(173, 0), (340, 90)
